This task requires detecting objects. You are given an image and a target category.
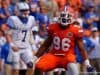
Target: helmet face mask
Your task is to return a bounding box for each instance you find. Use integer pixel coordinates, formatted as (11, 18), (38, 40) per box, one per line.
(20, 9), (29, 12)
(59, 11), (73, 26)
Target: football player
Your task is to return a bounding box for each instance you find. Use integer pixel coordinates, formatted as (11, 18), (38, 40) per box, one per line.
(35, 10), (92, 75)
(4, 2), (37, 75)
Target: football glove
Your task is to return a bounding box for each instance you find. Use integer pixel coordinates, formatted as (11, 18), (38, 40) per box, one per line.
(87, 66), (96, 72)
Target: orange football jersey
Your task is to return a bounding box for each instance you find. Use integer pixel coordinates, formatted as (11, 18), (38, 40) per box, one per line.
(47, 23), (83, 55)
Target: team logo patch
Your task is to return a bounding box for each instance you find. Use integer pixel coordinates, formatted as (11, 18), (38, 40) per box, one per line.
(67, 32), (73, 37)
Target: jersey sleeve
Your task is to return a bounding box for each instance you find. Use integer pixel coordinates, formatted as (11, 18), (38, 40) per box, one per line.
(74, 25), (84, 39)
(5, 16), (14, 34)
(6, 16), (15, 29)
(46, 24), (54, 36)
(31, 16), (36, 27)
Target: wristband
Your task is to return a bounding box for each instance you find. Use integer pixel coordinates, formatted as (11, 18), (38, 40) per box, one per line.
(84, 59), (91, 67)
(33, 56), (37, 60)
(33, 56), (40, 63)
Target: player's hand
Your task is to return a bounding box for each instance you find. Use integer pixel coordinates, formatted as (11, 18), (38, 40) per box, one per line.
(32, 56), (38, 69)
(87, 66), (96, 72)
(10, 42), (19, 52)
(84, 59), (91, 67)
(84, 59), (96, 72)
(12, 46), (19, 52)
(33, 56), (38, 63)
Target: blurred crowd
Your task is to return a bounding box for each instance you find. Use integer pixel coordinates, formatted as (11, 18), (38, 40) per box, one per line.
(0, 0), (100, 75)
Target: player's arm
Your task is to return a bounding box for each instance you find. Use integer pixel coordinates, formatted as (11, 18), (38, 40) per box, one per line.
(76, 38), (88, 60)
(4, 26), (19, 52)
(76, 38), (95, 72)
(4, 17), (19, 52)
(4, 25), (12, 42)
(76, 37), (92, 67)
(74, 25), (95, 71)
(74, 25), (88, 61)
(35, 35), (53, 58)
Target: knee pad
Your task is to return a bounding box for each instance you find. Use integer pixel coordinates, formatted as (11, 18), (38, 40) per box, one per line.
(27, 62), (33, 68)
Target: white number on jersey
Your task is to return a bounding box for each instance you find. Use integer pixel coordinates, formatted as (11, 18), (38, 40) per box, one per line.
(53, 36), (71, 51)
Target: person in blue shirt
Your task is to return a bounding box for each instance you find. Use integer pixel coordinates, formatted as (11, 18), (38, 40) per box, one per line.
(0, 0), (11, 26)
(0, 43), (12, 75)
(83, 5), (99, 29)
(30, 3), (39, 21)
(30, 5), (50, 39)
(1, 43), (11, 64)
(36, 6), (50, 39)
(37, 6), (50, 28)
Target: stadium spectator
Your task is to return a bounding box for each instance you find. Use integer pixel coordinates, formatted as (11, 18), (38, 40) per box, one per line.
(0, 0), (1, 8)
(36, 6), (50, 39)
(38, 0), (59, 22)
(70, 0), (82, 8)
(0, 29), (6, 75)
(30, 3), (40, 21)
(89, 27), (100, 74)
(38, 6), (50, 28)
(51, 11), (59, 23)
(83, 5), (99, 29)
(0, 43), (12, 75)
(0, 0), (10, 26)
(54, 0), (67, 11)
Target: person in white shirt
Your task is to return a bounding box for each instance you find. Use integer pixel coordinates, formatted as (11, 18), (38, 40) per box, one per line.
(0, 30), (6, 75)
